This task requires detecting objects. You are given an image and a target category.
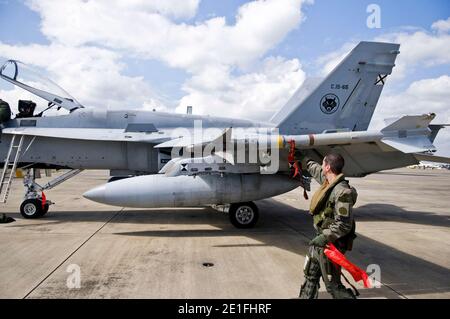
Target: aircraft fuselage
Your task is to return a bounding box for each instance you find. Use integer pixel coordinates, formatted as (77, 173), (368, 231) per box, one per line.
(0, 109), (273, 175)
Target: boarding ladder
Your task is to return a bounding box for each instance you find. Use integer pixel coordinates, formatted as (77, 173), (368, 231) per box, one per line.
(0, 135), (24, 203)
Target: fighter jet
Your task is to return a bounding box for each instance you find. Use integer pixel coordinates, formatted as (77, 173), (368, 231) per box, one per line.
(0, 42), (448, 227)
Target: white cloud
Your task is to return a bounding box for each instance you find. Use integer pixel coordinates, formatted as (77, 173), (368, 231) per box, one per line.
(175, 56), (305, 121)
(0, 0), (312, 121)
(432, 17), (450, 34)
(375, 29), (450, 80)
(26, 0), (309, 73)
(370, 75), (450, 156)
(317, 19), (450, 80)
(0, 43), (169, 112)
(370, 75), (450, 127)
(316, 42), (356, 76)
(27, 0), (201, 21)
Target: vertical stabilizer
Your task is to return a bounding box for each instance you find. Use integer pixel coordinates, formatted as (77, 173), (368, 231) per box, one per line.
(277, 42), (400, 134)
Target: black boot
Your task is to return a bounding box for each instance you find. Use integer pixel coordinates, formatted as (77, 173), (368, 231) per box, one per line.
(299, 280), (320, 299)
(0, 213), (15, 223)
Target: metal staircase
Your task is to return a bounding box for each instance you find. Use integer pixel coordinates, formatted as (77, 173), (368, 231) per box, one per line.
(0, 135), (24, 203)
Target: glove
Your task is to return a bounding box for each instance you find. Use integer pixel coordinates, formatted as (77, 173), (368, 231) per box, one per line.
(309, 234), (328, 247)
(300, 155), (313, 169)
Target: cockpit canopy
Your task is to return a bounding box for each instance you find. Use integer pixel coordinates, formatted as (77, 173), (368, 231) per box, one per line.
(0, 60), (83, 112)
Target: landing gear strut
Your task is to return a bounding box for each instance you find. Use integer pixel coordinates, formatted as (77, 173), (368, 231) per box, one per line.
(20, 169), (51, 219)
(19, 168), (83, 219)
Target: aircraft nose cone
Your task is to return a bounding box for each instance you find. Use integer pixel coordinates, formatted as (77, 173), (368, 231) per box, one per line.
(83, 184), (106, 203)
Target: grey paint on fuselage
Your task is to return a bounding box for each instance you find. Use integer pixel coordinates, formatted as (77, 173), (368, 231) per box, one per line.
(0, 109), (273, 174)
(4, 109), (272, 130)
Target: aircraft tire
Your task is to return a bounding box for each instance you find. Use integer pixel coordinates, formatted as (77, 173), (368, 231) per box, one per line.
(41, 203), (50, 216)
(229, 202), (259, 228)
(20, 199), (44, 219)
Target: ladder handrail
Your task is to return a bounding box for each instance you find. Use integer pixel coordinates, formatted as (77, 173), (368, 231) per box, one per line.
(0, 135), (16, 187)
(0, 135), (25, 203)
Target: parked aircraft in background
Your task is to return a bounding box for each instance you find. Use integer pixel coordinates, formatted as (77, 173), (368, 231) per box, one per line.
(408, 162), (450, 170)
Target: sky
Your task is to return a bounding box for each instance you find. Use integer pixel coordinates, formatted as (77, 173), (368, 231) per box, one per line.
(0, 0), (449, 155)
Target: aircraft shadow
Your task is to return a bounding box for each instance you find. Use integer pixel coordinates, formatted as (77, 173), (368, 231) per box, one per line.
(354, 203), (450, 228)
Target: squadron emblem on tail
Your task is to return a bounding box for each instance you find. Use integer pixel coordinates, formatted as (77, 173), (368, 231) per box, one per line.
(320, 94), (340, 114)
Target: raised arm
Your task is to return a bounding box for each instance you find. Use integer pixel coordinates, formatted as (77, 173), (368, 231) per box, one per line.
(301, 157), (325, 185)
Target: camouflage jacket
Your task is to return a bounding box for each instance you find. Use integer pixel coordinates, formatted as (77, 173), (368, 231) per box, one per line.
(301, 157), (357, 243)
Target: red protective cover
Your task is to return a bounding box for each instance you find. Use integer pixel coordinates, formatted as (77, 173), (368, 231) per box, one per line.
(324, 243), (371, 288)
(41, 192), (46, 209)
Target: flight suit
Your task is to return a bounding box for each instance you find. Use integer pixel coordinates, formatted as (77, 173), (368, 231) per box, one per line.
(299, 157), (358, 299)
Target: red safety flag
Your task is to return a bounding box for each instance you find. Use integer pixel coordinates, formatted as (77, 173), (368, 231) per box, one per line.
(324, 243), (371, 288)
(41, 191), (47, 209)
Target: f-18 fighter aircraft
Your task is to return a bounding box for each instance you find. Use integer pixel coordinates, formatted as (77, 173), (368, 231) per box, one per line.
(0, 42), (448, 227)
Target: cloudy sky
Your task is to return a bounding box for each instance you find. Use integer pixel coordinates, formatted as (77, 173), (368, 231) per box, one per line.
(0, 0), (449, 155)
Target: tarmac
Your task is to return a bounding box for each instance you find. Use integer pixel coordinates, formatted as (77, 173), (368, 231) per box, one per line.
(0, 168), (449, 299)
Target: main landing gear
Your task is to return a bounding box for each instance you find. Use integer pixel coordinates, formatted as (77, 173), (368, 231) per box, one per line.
(229, 202), (259, 228)
(213, 201), (260, 228)
(19, 168), (83, 219)
(20, 198), (49, 219)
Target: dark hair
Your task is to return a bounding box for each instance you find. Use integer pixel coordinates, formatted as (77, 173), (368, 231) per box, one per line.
(324, 153), (345, 174)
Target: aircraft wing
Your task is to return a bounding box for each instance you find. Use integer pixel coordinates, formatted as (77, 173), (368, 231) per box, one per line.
(1, 127), (173, 144)
(153, 127), (231, 149)
(301, 143), (419, 177)
(413, 153), (450, 164)
(159, 113), (449, 178)
(292, 114), (449, 176)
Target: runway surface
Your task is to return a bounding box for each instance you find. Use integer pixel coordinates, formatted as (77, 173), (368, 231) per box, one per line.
(1, 168), (449, 299)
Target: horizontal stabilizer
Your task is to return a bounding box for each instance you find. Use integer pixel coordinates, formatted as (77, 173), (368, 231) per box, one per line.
(379, 113), (448, 153)
(381, 113), (436, 132)
(413, 153), (450, 164)
(381, 137), (435, 153)
(429, 124), (450, 143)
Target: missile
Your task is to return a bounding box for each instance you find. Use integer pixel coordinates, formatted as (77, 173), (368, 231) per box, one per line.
(163, 113), (437, 155)
(83, 173), (300, 208)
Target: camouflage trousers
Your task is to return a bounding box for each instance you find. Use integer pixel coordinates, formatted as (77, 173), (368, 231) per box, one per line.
(299, 244), (356, 299)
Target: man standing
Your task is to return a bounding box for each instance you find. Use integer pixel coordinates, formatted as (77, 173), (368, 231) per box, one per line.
(299, 153), (358, 299)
